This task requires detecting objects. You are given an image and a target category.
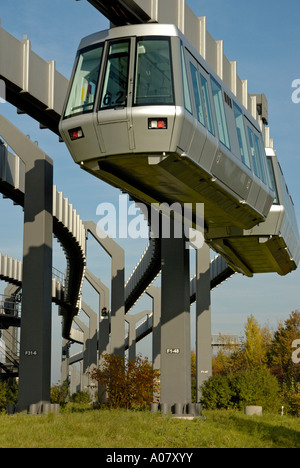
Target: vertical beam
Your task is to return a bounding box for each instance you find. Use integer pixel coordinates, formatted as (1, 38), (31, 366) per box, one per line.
(85, 269), (110, 358)
(84, 222), (125, 358)
(196, 243), (212, 401)
(146, 285), (161, 372)
(160, 221), (191, 411)
(125, 311), (151, 361)
(0, 114), (53, 413)
(17, 156), (53, 412)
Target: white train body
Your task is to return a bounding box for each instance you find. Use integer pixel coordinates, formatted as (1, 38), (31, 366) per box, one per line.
(59, 23), (300, 275)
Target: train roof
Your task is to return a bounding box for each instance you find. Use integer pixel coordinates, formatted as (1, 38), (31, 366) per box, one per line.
(78, 23), (181, 50)
(78, 23), (261, 133)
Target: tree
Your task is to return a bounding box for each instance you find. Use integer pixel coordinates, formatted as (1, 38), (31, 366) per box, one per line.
(242, 315), (270, 368)
(268, 310), (300, 383)
(212, 317), (271, 375)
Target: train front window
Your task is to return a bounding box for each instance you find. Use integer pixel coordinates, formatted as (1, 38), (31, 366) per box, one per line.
(64, 45), (104, 118)
(100, 40), (130, 109)
(134, 37), (174, 106)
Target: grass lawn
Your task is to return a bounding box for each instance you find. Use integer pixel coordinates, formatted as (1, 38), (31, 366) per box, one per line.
(0, 408), (299, 448)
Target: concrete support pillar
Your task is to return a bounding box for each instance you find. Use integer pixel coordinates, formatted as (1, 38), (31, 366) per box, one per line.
(82, 302), (98, 371)
(84, 222), (125, 358)
(85, 269), (110, 358)
(61, 339), (70, 384)
(0, 115), (54, 414)
(17, 155), (53, 413)
(146, 285), (161, 371)
(160, 223), (191, 410)
(196, 243), (212, 401)
(125, 310), (151, 361)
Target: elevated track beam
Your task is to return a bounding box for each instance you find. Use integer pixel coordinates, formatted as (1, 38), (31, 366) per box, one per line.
(86, 0), (151, 25)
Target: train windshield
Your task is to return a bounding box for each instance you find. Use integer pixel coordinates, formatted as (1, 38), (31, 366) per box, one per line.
(134, 37), (174, 106)
(64, 44), (104, 118)
(100, 40), (130, 109)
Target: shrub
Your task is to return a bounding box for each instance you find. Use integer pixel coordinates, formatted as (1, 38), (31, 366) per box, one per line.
(201, 367), (281, 413)
(230, 367), (281, 412)
(69, 391), (91, 405)
(201, 374), (232, 410)
(0, 380), (18, 412)
(90, 354), (160, 410)
(50, 380), (69, 405)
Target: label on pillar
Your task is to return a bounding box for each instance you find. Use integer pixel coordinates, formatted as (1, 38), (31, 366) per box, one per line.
(24, 350), (38, 356)
(166, 348), (180, 354)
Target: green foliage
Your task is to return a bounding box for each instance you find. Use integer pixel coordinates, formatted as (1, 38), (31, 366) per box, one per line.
(201, 374), (232, 410)
(280, 378), (300, 417)
(243, 315), (270, 368)
(50, 380), (69, 405)
(210, 311), (300, 415)
(268, 310), (300, 383)
(230, 367), (281, 411)
(201, 367), (281, 412)
(0, 380), (18, 412)
(89, 354), (160, 410)
(69, 391), (91, 405)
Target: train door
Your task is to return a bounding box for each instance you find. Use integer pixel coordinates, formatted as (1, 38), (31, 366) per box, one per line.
(186, 52), (206, 162)
(96, 39), (135, 155)
(177, 44), (195, 153)
(196, 63), (219, 172)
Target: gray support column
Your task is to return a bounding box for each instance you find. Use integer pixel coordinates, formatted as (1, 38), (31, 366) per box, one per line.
(160, 224), (191, 411)
(61, 339), (70, 384)
(85, 269), (110, 357)
(0, 115), (53, 414)
(69, 364), (80, 395)
(17, 156), (53, 412)
(82, 302), (98, 370)
(74, 317), (90, 393)
(146, 286), (161, 372)
(125, 310), (151, 361)
(196, 243), (212, 401)
(84, 222), (125, 358)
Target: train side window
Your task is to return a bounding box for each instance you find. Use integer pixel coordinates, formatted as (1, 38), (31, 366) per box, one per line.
(100, 40), (130, 110)
(233, 102), (251, 169)
(247, 127), (267, 184)
(134, 37), (175, 106)
(200, 75), (215, 135)
(64, 44), (104, 118)
(254, 134), (267, 184)
(211, 77), (230, 149)
(258, 134), (273, 190)
(180, 44), (193, 114)
(189, 63), (205, 126)
(266, 157), (279, 204)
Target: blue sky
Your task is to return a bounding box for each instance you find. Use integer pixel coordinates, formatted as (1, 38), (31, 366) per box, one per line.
(1, 0), (300, 383)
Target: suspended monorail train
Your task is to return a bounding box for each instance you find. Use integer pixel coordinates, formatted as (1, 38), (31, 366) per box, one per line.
(59, 23), (300, 275)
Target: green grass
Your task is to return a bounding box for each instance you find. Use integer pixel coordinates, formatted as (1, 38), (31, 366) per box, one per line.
(0, 407), (299, 448)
